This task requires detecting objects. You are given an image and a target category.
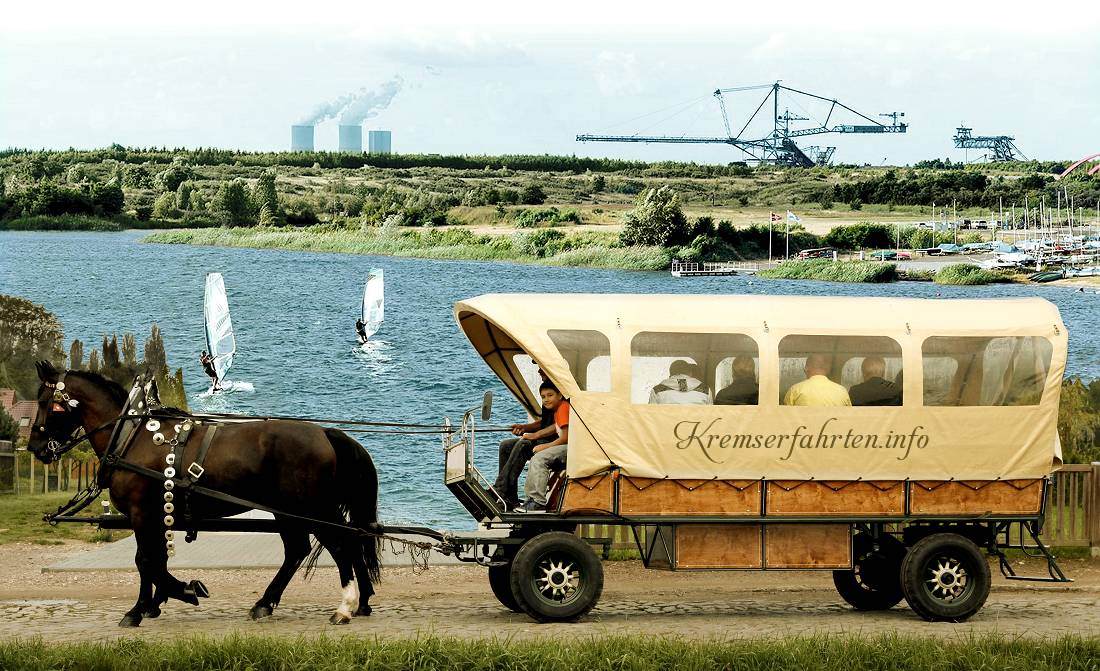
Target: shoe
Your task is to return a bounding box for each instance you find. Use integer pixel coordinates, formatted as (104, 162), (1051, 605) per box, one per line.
(515, 500), (547, 513)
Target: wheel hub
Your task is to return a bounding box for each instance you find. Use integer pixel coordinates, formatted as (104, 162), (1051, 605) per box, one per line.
(926, 557), (969, 601)
(536, 557), (579, 602)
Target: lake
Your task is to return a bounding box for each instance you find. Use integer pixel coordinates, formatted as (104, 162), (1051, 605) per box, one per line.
(1, 230), (1097, 528)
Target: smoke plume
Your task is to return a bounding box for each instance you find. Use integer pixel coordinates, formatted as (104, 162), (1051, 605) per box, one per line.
(339, 76), (403, 125)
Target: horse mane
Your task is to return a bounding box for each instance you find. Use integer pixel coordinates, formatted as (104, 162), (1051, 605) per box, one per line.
(68, 370), (188, 415)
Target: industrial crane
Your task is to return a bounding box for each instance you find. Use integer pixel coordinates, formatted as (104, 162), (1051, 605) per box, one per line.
(576, 81), (907, 167)
(952, 126), (1026, 162)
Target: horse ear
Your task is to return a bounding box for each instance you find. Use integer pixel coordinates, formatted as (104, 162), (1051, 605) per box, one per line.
(39, 360), (58, 382)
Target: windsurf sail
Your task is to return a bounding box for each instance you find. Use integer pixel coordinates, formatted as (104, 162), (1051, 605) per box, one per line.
(203, 272), (236, 381)
(361, 269), (385, 339)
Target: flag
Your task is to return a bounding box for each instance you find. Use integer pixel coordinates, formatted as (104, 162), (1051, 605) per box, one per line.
(770, 212), (782, 222)
(786, 210), (801, 222)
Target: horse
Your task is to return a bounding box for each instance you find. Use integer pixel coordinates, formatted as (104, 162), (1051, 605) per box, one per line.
(26, 361), (382, 627)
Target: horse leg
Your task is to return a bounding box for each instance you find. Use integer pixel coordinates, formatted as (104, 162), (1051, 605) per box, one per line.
(119, 535), (156, 627)
(315, 530), (357, 625)
(250, 526), (311, 620)
(351, 554), (375, 617)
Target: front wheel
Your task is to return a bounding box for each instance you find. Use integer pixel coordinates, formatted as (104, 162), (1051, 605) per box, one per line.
(900, 533), (990, 622)
(833, 533), (906, 611)
(488, 563), (522, 612)
(509, 531), (603, 622)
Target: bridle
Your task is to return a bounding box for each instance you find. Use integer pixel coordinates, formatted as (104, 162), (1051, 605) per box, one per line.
(33, 371), (112, 462)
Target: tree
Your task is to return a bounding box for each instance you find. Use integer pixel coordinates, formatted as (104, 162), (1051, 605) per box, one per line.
(88, 350), (100, 373)
(618, 186), (691, 248)
(121, 164), (153, 189)
(0, 405), (18, 444)
(591, 174), (606, 193)
(214, 179), (254, 227)
(102, 335), (120, 370)
(69, 339), (84, 370)
(176, 181), (194, 210)
(258, 203), (276, 227)
(252, 169), (279, 222)
(155, 158), (197, 193)
(121, 333), (138, 369)
(520, 184), (547, 205)
(90, 182), (125, 216)
(0, 294), (65, 398)
(143, 324), (168, 379)
(152, 192), (177, 219)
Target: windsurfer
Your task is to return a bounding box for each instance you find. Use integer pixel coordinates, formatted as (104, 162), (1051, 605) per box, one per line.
(355, 318), (368, 344)
(199, 350), (221, 391)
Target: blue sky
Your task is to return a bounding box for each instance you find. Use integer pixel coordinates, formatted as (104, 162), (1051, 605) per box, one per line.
(2, 0), (1098, 165)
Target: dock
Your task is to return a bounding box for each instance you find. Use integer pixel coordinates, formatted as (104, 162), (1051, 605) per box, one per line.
(671, 261), (769, 277)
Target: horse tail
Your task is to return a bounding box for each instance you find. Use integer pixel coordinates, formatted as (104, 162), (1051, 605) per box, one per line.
(324, 427), (382, 584)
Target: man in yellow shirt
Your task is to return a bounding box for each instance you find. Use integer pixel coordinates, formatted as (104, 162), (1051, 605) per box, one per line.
(784, 353), (851, 406)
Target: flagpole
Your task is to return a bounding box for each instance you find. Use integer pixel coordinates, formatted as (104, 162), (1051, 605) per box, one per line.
(768, 212), (773, 263)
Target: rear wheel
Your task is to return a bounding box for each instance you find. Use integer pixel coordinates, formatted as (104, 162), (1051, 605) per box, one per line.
(901, 533), (990, 622)
(833, 533), (906, 611)
(509, 531), (603, 622)
(488, 563), (522, 612)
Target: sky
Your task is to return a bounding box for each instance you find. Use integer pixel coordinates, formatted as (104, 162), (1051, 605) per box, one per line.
(2, 0), (1098, 166)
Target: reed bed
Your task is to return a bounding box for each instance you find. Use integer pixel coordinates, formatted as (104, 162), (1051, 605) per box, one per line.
(933, 263), (1013, 286)
(0, 633), (1096, 671)
(757, 260), (898, 283)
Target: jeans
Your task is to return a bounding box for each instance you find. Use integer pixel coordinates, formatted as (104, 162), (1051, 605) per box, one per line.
(524, 444), (568, 505)
(493, 437), (550, 505)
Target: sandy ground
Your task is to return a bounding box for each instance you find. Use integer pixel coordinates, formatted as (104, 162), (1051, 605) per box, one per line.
(2, 542), (1099, 641)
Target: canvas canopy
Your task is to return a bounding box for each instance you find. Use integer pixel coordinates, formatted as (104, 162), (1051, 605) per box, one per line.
(455, 294), (1067, 482)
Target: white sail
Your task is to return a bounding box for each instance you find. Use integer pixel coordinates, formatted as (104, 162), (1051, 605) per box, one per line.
(203, 272), (236, 380)
(362, 269), (385, 339)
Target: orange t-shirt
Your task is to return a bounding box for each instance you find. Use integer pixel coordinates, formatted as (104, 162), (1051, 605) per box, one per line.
(554, 399), (570, 434)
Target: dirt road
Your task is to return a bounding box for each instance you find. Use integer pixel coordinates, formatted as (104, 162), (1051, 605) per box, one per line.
(3, 542), (1098, 640)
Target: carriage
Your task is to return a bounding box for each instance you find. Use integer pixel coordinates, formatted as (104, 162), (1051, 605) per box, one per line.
(443, 293), (1071, 623)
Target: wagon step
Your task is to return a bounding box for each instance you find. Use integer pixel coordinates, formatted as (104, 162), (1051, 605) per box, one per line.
(994, 522), (1073, 583)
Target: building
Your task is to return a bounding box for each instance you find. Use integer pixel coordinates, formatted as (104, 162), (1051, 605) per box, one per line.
(291, 125), (315, 152)
(338, 125), (363, 153)
(368, 130), (392, 155)
(0, 389), (36, 444)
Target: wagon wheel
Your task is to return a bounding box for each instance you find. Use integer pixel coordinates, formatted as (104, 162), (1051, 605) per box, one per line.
(488, 563), (523, 613)
(900, 532), (990, 622)
(833, 533), (906, 611)
(509, 531), (603, 623)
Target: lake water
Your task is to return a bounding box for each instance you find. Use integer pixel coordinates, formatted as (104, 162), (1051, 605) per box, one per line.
(1, 231), (1097, 529)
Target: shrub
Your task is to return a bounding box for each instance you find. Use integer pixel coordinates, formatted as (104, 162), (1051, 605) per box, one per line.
(619, 186), (690, 248)
(213, 179), (254, 227)
(758, 260), (898, 283)
(514, 228), (566, 257)
(513, 207), (582, 228)
(520, 184), (547, 205)
(933, 264), (1009, 285)
(154, 158), (197, 193)
(152, 192), (177, 219)
(823, 223), (893, 250)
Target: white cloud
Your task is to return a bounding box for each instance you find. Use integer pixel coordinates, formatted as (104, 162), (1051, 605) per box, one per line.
(593, 51), (642, 96)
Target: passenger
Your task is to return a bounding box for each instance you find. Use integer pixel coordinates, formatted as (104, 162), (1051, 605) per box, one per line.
(493, 368), (556, 510)
(849, 356), (902, 406)
(714, 356), (759, 405)
(518, 382), (570, 513)
(783, 353), (851, 406)
(649, 360), (711, 405)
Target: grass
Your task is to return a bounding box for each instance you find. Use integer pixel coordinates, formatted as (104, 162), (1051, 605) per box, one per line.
(0, 490), (124, 545)
(144, 226), (672, 271)
(757, 260), (898, 283)
(933, 264), (1014, 286)
(0, 634), (1097, 670)
(0, 215), (124, 231)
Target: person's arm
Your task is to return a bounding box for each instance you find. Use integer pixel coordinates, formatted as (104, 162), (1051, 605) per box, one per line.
(510, 419), (540, 435)
(533, 425), (567, 453)
(521, 424), (556, 441)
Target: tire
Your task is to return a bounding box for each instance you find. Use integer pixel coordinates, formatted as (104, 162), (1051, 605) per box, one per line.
(488, 563), (522, 613)
(900, 532), (990, 622)
(833, 533), (906, 611)
(509, 531), (603, 623)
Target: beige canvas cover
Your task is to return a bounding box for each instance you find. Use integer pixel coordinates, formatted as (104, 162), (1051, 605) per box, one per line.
(455, 294), (1067, 482)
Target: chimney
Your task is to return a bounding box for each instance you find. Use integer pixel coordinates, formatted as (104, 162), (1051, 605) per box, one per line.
(338, 125), (363, 153)
(291, 125), (314, 152)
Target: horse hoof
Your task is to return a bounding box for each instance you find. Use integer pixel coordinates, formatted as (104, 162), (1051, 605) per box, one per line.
(189, 580), (210, 599)
(329, 612), (352, 625)
(118, 613), (142, 628)
(354, 605), (372, 617)
(250, 604), (273, 620)
(142, 606), (162, 619)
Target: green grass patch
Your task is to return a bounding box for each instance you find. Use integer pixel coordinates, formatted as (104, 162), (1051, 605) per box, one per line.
(0, 490), (125, 545)
(0, 215), (124, 231)
(758, 260), (898, 283)
(0, 634), (1098, 670)
(934, 263), (1013, 286)
(144, 226), (671, 271)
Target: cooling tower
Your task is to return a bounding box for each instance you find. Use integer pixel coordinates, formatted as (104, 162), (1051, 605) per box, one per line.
(291, 125), (314, 152)
(368, 130), (392, 155)
(338, 125), (363, 153)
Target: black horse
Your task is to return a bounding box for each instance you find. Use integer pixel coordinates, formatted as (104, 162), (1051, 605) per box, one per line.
(26, 361), (381, 627)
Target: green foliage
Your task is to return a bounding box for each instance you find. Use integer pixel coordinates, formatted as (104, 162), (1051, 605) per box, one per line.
(152, 192), (177, 219)
(154, 157), (197, 192)
(0, 295), (65, 398)
(823, 223), (893, 250)
(213, 179), (254, 227)
(619, 186), (690, 247)
(513, 207), (582, 228)
(933, 264), (1011, 285)
(520, 184), (547, 205)
(121, 163), (153, 189)
(89, 181), (124, 216)
(251, 168), (279, 222)
(176, 181), (194, 210)
(514, 228), (567, 257)
(69, 340), (84, 370)
(143, 325), (168, 378)
(1059, 377), (1100, 464)
(0, 215), (122, 231)
(0, 404), (18, 443)
(87, 350), (100, 372)
(591, 174), (606, 192)
(461, 185), (519, 206)
(758, 260), (898, 283)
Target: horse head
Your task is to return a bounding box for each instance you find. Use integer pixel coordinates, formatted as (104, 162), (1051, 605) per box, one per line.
(27, 360), (87, 464)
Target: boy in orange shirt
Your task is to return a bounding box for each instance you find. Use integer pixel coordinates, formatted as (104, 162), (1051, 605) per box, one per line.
(518, 383), (569, 513)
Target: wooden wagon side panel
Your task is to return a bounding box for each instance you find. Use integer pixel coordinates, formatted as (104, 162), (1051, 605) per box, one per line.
(910, 480), (1044, 516)
(764, 524), (852, 569)
(766, 481), (905, 516)
(560, 474), (616, 514)
(676, 525), (763, 569)
(618, 477), (762, 516)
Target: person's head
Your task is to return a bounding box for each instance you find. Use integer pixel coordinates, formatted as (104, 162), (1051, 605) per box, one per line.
(804, 353), (832, 378)
(731, 356), (755, 380)
(539, 381), (563, 410)
(537, 367), (548, 382)
(669, 359), (696, 378)
(201, 350), (208, 357)
(861, 356), (886, 381)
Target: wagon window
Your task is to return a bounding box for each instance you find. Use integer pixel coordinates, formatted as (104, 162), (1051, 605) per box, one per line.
(921, 336), (1052, 406)
(511, 354), (543, 398)
(631, 332), (759, 405)
(547, 329), (611, 392)
(778, 335), (903, 406)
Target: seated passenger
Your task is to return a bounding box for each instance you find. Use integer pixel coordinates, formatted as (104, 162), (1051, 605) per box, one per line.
(649, 360), (711, 405)
(783, 353), (851, 407)
(714, 356), (758, 405)
(518, 383), (570, 513)
(493, 369), (556, 509)
(849, 356), (902, 406)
